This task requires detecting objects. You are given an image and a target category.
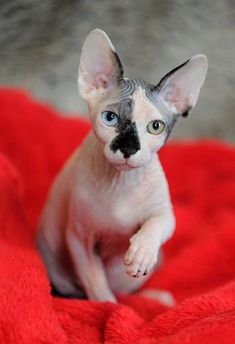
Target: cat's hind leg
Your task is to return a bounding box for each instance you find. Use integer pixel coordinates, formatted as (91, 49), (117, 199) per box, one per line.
(37, 229), (83, 298)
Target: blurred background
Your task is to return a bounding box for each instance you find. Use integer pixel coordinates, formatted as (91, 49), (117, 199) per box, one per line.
(0, 0), (234, 141)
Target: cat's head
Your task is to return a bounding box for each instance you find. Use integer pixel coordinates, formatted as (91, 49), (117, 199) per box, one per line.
(78, 29), (208, 171)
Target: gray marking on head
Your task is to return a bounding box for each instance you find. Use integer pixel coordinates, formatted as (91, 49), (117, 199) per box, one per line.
(145, 86), (179, 139)
(107, 76), (180, 145)
(120, 78), (179, 139)
(108, 96), (133, 133)
(108, 78), (155, 129)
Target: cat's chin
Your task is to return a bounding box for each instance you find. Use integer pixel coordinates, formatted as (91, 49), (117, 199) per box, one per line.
(113, 164), (134, 171)
(112, 162), (142, 172)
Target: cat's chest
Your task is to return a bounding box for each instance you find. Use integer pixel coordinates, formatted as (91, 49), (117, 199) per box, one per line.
(75, 175), (151, 231)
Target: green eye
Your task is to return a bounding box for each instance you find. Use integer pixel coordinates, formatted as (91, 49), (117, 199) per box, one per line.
(147, 120), (165, 135)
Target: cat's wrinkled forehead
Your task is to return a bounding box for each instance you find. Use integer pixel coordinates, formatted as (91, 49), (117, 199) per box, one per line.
(119, 78), (154, 98)
(108, 78), (174, 134)
(109, 78), (158, 117)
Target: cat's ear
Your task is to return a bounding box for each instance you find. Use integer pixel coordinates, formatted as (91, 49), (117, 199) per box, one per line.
(78, 29), (124, 101)
(157, 55), (208, 117)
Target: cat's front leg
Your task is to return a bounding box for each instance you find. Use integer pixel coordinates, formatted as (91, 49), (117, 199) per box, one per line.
(66, 222), (116, 302)
(124, 212), (175, 277)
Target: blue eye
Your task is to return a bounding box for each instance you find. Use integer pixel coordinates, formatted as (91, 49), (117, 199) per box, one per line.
(101, 111), (119, 127)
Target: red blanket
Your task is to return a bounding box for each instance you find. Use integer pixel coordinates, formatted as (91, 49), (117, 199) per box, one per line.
(0, 88), (235, 344)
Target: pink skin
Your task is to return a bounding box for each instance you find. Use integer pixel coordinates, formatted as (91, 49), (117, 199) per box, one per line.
(37, 29), (207, 303)
(37, 131), (175, 302)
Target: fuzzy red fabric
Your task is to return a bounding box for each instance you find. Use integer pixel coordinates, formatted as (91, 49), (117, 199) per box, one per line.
(0, 88), (235, 344)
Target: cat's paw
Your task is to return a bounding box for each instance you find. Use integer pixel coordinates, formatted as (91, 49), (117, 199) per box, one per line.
(124, 233), (160, 277)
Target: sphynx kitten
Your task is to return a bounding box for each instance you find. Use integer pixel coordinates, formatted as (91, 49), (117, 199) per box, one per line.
(37, 29), (208, 303)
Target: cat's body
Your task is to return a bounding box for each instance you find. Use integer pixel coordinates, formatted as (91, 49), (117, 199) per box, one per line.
(38, 130), (173, 300)
(37, 29), (207, 302)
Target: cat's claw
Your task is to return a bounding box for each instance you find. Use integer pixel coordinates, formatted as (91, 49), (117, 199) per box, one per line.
(124, 234), (159, 277)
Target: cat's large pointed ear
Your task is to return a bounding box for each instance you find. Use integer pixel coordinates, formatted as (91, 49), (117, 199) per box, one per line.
(157, 55), (208, 117)
(78, 29), (124, 101)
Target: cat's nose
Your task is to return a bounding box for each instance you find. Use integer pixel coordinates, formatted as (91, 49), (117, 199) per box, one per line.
(119, 145), (139, 159)
(110, 122), (141, 158)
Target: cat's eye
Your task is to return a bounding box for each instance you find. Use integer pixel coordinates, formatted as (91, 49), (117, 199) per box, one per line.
(147, 120), (165, 135)
(101, 111), (119, 127)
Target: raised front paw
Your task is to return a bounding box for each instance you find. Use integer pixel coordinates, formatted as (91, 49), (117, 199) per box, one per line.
(124, 233), (160, 278)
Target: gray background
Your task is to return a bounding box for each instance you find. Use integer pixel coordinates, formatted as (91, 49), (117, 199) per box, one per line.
(0, 0), (234, 141)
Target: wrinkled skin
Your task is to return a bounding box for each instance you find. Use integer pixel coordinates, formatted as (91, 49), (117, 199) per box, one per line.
(37, 29), (207, 303)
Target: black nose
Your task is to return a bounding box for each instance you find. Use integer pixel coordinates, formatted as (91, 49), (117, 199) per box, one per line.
(119, 143), (139, 159)
(110, 122), (141, 158)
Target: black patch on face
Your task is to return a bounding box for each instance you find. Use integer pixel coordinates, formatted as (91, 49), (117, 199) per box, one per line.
(110, 121), (141, 159)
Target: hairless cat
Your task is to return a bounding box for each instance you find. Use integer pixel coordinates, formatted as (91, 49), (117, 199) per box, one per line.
(37, 29), (208, 303)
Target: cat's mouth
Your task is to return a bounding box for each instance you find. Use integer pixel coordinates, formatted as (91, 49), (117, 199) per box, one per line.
(104, 148), (145, 171)
(112, 160), (142, 171)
